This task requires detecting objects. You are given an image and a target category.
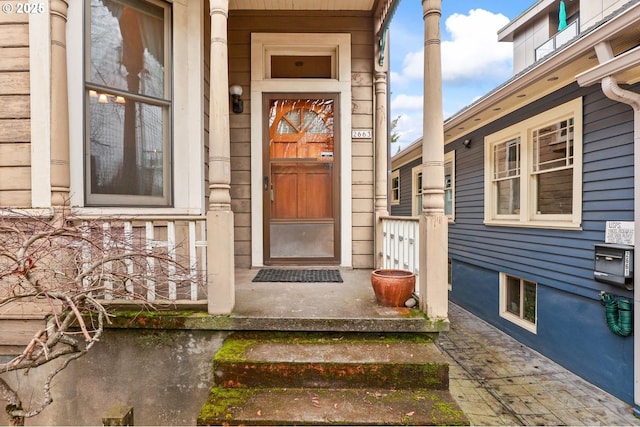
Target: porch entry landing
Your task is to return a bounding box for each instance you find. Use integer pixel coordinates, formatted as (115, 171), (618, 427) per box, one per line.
(252, 268), (343, 282)
(232, 268), (439, 333)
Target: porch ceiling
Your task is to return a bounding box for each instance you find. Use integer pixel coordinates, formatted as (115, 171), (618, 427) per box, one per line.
(229, 0), (375, 11)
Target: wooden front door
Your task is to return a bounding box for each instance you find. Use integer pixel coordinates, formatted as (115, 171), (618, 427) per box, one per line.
(263, 95), (340, 264)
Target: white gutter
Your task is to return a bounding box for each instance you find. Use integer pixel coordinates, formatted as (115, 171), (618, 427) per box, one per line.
(577, 40), (640, 415)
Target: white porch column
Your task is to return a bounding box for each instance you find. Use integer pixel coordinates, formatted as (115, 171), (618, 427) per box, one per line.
(419, 0), (448, 319)
(50, 0), (70, 207)
(206, 0), (234, 314)
(374, 68), (389, 268)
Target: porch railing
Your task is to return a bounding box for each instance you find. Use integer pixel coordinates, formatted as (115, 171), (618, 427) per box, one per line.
(76, 216), (207, 303)
(380, 216), (420, 288)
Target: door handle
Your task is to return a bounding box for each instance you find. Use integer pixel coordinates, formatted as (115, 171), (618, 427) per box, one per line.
(264, 176), (269, 191)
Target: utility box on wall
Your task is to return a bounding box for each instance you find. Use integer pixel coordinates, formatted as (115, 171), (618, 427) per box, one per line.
(594, 243), (634, 290)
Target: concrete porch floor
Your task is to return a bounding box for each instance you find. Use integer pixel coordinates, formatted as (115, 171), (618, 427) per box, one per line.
(231, 268), (446, 333)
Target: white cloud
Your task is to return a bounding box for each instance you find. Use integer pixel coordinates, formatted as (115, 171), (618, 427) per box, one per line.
(390, 8), (514, 147)
(391, 113), (423, 151)
(395, 8), (512, 84)
(441, 9), (512, 82)
(391, 94), (424, 111)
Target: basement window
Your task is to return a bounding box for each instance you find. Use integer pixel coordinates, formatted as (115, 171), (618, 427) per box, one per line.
(500, 273), (537, 333)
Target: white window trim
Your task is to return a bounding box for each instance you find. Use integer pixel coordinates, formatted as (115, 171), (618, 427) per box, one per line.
(444, 150), (455, 222)
(250, 33), (352, 267)
(484, 98), (583, 229)
(499, 272), (537, 334)
(67, 0), (205, 215)
(391, 169), (400, 205)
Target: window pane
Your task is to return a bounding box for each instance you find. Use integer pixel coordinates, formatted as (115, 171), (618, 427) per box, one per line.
(496, 177), (520, 215)
(494, 138), (520, 179)
(271, 55), (332, 78)
(506, 277), (521, 316)
(416, 172), (423, 214)
(391, 175), (400, 202)
(276, 117), (297, 134)
(523, 281), (537, 323)
(444, 162), (452, 215)
(89, 0), (166, 99)
(536, 168), (572, 214)
(533, 119), (573, 172)
(88, 94), (166, 197)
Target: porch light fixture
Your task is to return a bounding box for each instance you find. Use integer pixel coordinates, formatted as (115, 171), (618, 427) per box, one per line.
(229, 84), (243, 114)
(463, 138), (471, 148)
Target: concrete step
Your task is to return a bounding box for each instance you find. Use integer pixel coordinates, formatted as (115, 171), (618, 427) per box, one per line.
(213, 332), (449, 390)
(198, 387), (468, 426)
(199, 332), (468, 425)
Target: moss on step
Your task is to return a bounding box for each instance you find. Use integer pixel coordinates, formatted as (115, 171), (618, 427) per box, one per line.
(215, 331), (437, 363)
(197, 387), (469, 426)
(198, 387), (255, 423)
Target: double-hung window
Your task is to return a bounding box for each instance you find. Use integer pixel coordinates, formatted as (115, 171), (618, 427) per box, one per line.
(444, 151), (455, 219)
(412, 151), (455, 220)
(485, 98), (582, 228)
(391, 170), (400, 205)
(85, 0), (172, 206)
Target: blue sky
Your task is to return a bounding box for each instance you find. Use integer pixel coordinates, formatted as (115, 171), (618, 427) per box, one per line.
(389, 0), (534, 151)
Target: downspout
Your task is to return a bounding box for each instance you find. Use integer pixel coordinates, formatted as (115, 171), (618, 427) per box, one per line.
(599, 75), (640, 416)
(601, 76), (640, 110)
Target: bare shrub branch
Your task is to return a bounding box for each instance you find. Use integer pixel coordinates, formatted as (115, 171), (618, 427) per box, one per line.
(0, 208), (204, 425)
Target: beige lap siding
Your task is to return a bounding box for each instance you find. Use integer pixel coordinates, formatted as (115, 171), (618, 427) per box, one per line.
(227, 11), (375, 268)
(0, 9), (30, 208)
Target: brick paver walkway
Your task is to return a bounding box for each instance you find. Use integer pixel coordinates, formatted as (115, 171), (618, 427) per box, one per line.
(439, 303), (640, 426)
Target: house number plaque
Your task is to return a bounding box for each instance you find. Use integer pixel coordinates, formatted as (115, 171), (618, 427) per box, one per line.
(351, 129), (372, 139)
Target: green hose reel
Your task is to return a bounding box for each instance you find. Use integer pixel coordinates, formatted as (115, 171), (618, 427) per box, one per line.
(600, 292), (633, 337)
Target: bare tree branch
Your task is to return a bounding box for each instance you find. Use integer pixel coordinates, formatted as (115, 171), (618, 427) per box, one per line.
(0, 208), (203, 424)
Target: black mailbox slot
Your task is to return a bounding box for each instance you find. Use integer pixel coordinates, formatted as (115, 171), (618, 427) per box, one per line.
(594, 243), (634, 290)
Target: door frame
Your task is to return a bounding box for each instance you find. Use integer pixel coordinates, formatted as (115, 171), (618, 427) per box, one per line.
(250, 33), (352, 267)
(262, 94), (341, 265)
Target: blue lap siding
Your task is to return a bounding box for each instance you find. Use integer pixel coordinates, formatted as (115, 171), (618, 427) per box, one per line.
(447, 81), (637, 404)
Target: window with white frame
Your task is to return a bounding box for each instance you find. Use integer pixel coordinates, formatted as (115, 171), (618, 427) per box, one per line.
(412, 166), (422, 216)
(500, 273), (537, 333)
(444, 151), (454, 220)
(391, 170), (400, 205)
(85, 0), (172, 206)
(485, 98), (582, 228)
(412, 151), (455, 219)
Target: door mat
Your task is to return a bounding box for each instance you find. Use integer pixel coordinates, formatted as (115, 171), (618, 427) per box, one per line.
(252, 269), (343, 283)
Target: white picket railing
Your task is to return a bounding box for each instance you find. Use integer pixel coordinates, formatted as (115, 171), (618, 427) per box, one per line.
(78, 216), (207, 303)
(380, 216), (420, 286)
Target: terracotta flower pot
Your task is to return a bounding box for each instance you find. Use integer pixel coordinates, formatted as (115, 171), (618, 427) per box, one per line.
(370, 269), (416, 307)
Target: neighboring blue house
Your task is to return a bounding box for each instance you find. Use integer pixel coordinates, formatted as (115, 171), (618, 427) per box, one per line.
(391, 0), (640, 410)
